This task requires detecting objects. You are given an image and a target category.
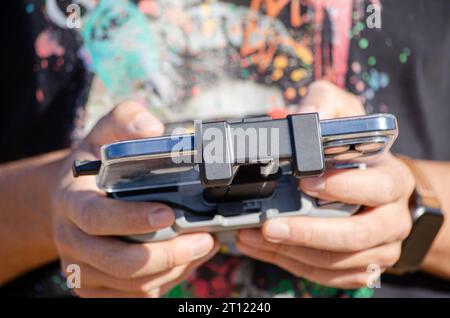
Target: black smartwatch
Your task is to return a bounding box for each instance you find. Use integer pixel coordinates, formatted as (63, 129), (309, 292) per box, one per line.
(388, 156), (445, 275)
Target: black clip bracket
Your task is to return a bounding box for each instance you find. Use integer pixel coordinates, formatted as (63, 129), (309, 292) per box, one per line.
(195, 113), (324, 187)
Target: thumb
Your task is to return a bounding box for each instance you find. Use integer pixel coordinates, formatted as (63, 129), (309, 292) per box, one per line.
(85, 101), (165, 148)
(298, 80), (365, 119)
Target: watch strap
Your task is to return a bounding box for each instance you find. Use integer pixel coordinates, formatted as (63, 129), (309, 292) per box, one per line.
(388, 155), (444, 275)
(398, 156), (440, 209)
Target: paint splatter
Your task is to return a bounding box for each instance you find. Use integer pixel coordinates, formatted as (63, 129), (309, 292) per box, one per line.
(36, 89), (44, 103)
(26, 3), (34, 14)
(359, 38), (369, 49)
(138, 0), (160, 16)
(399, 47), (411, 63)
(35, 30), (65, 58)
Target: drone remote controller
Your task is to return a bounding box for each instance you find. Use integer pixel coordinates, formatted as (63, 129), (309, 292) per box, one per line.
(73, 113), (398, 243)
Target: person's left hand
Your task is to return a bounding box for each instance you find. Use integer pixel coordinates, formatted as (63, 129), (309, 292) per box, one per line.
(237, 81), (416, 289)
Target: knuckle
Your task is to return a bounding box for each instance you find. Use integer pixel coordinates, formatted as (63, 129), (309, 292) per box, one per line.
(113, 251), (148, 279)
(381, 244), (402, 267)
(315, 249), (338, 267)
(109, 102), (143, 138)
(58, 185), (78, 216)
(78, 198), (98, 234)
(400, 162), (417, 196)
(99, 249), (130, 279)
(162, 244), (177, 270)
(406, 174), (416, 195)
(308, 81), (335, 104)
(346, 221), (370, 251)
(51, 189), (65, 214)
(295, 222), (316, 246)
(377, 171), (397, 203)
(110, 105), (125, 126)
(54, 224), (72, 252)
(112, 102), (147, 125)
(107, 257), (132, 279)
(309, 80), (334, 94)
(113, 101), (138, 117)
(349, 94), (365, 113)
(339, 174), (352, 197)
(111, 245), (148, 279)
(398, 215), (413, 240)
(123, 205), (135, 232)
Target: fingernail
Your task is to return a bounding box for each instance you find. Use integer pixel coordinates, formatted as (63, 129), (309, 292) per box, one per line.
(265, 221), (290, 241)
(189, 235), (213, 259)
(130, 112), (160, 133)
(148, 209), (173, 228)
(301, 177), (325, 193)
(298, 105), (318, 114)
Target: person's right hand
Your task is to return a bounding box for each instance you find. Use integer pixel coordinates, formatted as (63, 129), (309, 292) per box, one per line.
(50, 101), (219, 298)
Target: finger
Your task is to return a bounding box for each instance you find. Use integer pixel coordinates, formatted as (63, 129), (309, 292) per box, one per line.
(65, 241), (220, 293)
(260, 202), (412, 252)
(56, 223), (216, 278)
(300, 157), (412, 207)
(236, 242), (384, 289)
(298, 80), (365, 119)
(60, 189), (175, 235)
(158, 240), (221, 297)
(67, 260), (185, 292)
(75, 287), (161, 298)
(238, 229), (402, 270)
(86, 101), (165, 148)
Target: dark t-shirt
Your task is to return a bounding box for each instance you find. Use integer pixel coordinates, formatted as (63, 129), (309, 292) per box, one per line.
(1, 0), (449, 297)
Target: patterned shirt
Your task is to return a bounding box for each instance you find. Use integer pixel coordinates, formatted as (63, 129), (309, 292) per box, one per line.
(9, 0), (448, 297)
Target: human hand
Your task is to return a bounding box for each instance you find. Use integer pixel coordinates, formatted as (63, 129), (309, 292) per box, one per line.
(51, 101), (219, 297)
(237, 81), (415, 289)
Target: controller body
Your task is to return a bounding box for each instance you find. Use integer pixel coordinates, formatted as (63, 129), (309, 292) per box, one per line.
(110, 171), (360, 243)
(73, 113), (398, 244)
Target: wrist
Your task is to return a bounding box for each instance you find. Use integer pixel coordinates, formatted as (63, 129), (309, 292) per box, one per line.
(35, 149), (72, 245)
(413, 160), (450, 278)
(389, 156), (445, 276)
(0, 149), (70, 284)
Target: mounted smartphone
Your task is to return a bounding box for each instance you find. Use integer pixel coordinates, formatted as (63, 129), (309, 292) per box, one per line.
(96, 113), (398, 193)
(73, 113), (398, 243)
